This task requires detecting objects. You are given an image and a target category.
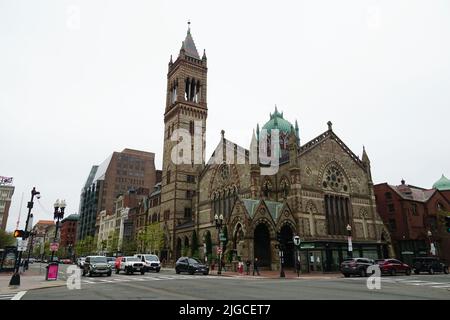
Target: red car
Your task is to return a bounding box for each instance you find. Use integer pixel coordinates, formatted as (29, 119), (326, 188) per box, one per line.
(376, 259), (411, 276)
(115, 256), (123, 270)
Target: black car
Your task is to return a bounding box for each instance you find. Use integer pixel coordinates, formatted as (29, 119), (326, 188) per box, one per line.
(175, 257), (209, 275)
(412, 257), (449, 275)
(340, 258), (375, 277)
(82, 256), (112, 277)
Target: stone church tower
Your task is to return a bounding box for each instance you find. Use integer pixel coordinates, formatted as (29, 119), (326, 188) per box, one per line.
(160, 23), (207, 259)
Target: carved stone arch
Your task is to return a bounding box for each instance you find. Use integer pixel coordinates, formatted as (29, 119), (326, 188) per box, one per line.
(279, 176), (290, 198)
(359, 208), (369, 239)
(262, 178), (273, 198)
(277, 218), (297, 234)
(317, 160), (353, 194)
(305, 200), (319, 215)
(251, 217), (276, 239)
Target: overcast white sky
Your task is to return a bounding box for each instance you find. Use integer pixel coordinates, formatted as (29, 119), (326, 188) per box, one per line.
(1, 0), (449, 231)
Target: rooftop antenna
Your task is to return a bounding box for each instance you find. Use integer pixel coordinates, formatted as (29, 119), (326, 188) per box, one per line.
(15, 192), (24, 230)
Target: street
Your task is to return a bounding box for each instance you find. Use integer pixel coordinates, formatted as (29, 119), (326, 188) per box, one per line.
(11, 263), (450, 300)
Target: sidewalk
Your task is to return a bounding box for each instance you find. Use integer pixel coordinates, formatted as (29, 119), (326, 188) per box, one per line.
(0, 270), (66, 294)
(209, 269), (342, 280)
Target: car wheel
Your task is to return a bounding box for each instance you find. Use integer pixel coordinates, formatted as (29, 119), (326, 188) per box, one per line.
(390, 269), (396, 276)
(82, 269), (86, 276)
(414, 269), (420, 275)
(189, 269), (195, 275)
(443, 267), (449, 275)
(107, 271), (112, 277)
(156, 268), (160, 273)
(343, 273), (350, 278)
(429, 268), (435, 275)
(88, 270), (93, 277)
(175, 268), (180, 274)
(203, 272), (209, 275)
(405, 269), (411, 276)
(360, 269), (367, 277)
(140, 270), (145, 275)
(115, 268), (120, 274)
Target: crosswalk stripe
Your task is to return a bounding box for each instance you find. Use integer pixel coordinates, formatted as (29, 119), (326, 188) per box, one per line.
(410, 282), (444, 286)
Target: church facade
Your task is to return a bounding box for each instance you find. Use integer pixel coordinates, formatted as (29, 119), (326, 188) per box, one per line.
(157, 26), (394, 272)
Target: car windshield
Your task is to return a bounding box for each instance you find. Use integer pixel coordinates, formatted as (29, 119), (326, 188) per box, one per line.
(145, 255), (159, 261)
(126, 257), (140, 262)
(106, 257), (114, 262)
(375, 260), (386, 264)
(188, 258), (202, 264)
(90, 257), (107, 263)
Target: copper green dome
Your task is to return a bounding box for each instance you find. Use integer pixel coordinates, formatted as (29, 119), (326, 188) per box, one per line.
(262, 106), (294, 134)
(432, 174), (450, 191)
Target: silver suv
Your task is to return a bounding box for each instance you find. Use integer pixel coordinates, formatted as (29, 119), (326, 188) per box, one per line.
(134, 254), (161, 273)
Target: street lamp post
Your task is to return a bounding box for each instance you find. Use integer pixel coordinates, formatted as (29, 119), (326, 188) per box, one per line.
(346, 224), (353, 258)
(50, 199), (66, 262)
(214, 214), (224, 275)
(9, 187), (40, 287)
(427, 230), (436, 256)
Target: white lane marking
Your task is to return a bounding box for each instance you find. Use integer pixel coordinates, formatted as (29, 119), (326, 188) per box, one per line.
(81, 280), (96, 284)
(11, 291), (27, 300)
(98, 279), (114, 283)
(431, 284), (450, 288)
(411, 282), (444, 286)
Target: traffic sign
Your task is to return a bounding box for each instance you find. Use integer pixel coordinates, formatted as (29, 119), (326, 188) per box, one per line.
(293, 236), (301, 246)
(17, 239), (28, 251)
(219, 232), (227, 242)
(50, 242), (59, 252)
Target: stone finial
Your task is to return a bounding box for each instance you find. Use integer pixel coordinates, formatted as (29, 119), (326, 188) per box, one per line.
(221, 129), (225, 139)
(327, 121), (333, 131)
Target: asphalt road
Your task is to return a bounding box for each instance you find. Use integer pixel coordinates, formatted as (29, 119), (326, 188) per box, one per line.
(20, 263), (450, 300)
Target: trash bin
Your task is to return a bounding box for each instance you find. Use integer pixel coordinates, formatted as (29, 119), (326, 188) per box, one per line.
(46, 262), (59, 281)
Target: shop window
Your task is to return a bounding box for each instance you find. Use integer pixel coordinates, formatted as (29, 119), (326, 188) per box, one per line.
(388, 219), (397, 231)
(388, 204), (395, 213)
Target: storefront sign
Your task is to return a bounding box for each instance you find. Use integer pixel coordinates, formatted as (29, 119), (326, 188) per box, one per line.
(401, 251), (414, 255)
(300, 243), (315, 249)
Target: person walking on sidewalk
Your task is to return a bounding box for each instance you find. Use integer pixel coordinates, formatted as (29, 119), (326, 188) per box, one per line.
(245, 259), (251, 275)
(253, 257), (260, 276)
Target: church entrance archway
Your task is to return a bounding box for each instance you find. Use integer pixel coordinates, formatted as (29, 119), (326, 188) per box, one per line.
(254, 223), (271, 267)
(280, 224), (295, 268)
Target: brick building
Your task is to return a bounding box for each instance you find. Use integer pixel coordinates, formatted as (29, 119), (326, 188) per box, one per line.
(77, 148), (158, 241)
(60, 214), (78, 257)
(374, 179), (450, 265)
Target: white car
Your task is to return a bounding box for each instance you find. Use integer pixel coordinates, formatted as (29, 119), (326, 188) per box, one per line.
(116, 256), (145, 275)
(134, 254), (161, 273)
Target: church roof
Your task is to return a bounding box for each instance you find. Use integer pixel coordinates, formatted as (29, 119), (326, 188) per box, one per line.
(241, 199), (284, 220)
(262, 106), (294, 134)
(432, 174), (450, 191)
(181, 27), (200, 59)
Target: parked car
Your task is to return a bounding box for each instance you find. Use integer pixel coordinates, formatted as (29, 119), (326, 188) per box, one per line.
(106, 257), (116, 268)
(28, 258), (36, 264)
(412, 257), (449, 275)
(82, 256), (112, 277)
(77, 257), (86, 268)
(134, 254), (161, 272)
(175, 257), (209, 275)
(375, 259), (411, 276)
(340, 258), (374, 277)
(115, 256), (145, 275)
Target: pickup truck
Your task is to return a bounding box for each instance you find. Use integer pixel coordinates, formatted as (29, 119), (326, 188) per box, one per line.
(115, 256), (146, 275)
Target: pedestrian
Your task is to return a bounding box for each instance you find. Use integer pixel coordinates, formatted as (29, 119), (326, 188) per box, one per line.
(253, 257), (260, 276)
(24, 259), (29, 271)
(245, 259), (251, 275)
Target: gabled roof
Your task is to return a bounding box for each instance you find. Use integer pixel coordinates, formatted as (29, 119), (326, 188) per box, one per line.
(241, 199), (284, 221)
(388, 183), (436, 203)
(299, 129), (365, 170)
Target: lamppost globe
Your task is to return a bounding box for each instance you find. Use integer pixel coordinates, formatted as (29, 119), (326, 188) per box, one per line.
(219, 214), (224, 221)
(54, 199), (60, 209)
(427, 230), (432, 237)
(346, 224), (352, 232)
(60, 199), (66, 209)
(214, 214), (219, 221)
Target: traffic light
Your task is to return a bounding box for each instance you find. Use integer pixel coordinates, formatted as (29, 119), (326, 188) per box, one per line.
(445, 216), (450, 233)
(13, 230), (29, 238)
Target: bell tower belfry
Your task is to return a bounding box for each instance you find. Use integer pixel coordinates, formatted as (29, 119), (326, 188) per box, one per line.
(161, 22), (208, 260)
